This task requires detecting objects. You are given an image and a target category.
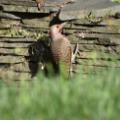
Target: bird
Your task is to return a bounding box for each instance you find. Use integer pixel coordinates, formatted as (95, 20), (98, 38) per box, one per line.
(35, 0), (45, 10)
(48, 0), (78, 79)
(49, 22), (72, 79)
(35, 0), (75, 11)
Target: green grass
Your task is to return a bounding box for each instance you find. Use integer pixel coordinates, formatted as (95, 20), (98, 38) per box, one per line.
(112, 0), (120, 3)
(0, 67), (120, 120)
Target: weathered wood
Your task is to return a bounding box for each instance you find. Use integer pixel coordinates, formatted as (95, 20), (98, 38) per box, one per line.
(10, 62), (30, 72)
(0, 0), (119, 19)
(78, 51), (119, 59)
(0, 69), (31, 80)
(60, 5), (120, 20)
(75, 65), (120, 75)
(9, 60), (120, 73)
(0, 42), (31, 48)
(0, 12), (21, 20)
(0, 48), (28, 56)
(0, 0), (35, 6)
(0, 37), (35, 42)
(0, 56), (25, 63)
(72, 43), (117, 53)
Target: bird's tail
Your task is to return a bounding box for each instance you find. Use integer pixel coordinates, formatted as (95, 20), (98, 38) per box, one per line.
(70, 43), (79, 78)
(72, 43), (79, 64)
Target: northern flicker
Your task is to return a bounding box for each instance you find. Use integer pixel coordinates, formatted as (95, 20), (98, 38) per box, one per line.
(35, 0), (45, 10)
(48, 0), (77, 79)
(49, 22), (72, 79)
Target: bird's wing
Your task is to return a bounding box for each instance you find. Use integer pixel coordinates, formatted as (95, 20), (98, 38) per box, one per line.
(59, 46), (72, 79)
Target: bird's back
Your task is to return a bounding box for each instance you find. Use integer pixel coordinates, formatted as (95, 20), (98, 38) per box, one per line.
(50, 36), (72, 79)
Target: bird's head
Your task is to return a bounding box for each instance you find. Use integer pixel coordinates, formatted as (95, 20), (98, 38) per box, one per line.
(49, 22), (66, 37)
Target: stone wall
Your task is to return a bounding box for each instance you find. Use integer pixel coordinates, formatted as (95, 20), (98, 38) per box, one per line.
(0, 0), (120, 80)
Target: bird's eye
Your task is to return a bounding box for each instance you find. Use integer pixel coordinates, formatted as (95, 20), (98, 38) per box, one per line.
(56, 25), (59, 28)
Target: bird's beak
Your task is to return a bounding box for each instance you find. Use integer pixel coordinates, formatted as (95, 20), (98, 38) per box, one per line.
(60, 22), (67, 28)
(58, 22), (67, 32)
